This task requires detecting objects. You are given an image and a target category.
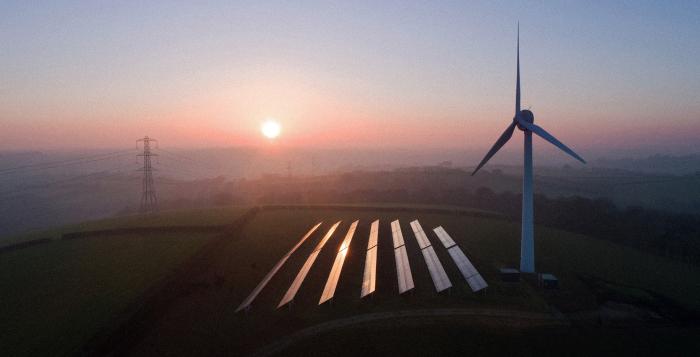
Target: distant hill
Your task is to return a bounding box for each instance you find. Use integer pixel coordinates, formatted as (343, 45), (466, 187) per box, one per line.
(2, 149), (700, 239)
(594, 154), (700, 175)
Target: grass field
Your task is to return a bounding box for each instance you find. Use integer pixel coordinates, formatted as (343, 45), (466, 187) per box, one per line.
(0, 206), (249, 247)
(117, 207), (699, 356)
(0, 231), (219, 356)
(279, 319), (700, 357)
(2, 205), (699, 356)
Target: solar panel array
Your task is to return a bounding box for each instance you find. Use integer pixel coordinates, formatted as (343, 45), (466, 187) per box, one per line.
(235, 222), (323, 312)
(433, 226), (488, 292)
(237, 218), (488, 312)
(361, 220), (379, 298)
(278, 221), (341, 308)
(410, 220), (452, 293)
(391, 220), (415, 294)
(320, 221), (358, 304)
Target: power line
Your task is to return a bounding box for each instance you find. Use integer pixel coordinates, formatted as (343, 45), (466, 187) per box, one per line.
(155, 161), (207, 179)
(0, 163), (137, 200)
(0, 181), (133, 231)
(0, 149), (135, 176)
(154, 148), (195, 161)
(154, 148), (219, 170)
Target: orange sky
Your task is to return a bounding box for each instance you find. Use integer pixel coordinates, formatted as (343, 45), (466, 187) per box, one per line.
(1, 2), (699, 157)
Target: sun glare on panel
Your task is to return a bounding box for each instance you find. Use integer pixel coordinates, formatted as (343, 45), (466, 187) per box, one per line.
(261, 119), (282, 139)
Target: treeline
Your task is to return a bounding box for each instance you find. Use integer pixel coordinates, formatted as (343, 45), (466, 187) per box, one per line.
(471, 187), (700, 265)
(254, 185), (700, 265)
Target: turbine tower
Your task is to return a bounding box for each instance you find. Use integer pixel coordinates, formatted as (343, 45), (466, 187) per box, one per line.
(471, 25), (586, 273)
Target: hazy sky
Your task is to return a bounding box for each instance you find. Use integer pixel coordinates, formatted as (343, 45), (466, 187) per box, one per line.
(1, 1), (699, 159)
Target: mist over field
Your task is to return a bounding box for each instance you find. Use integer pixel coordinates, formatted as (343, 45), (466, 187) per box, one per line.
(2, 147), (699, 239)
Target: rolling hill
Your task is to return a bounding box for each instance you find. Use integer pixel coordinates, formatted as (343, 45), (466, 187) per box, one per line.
(1, 205), (699, 356)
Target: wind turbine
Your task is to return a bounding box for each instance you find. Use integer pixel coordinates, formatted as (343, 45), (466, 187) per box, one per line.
(471, 25), (586, 273)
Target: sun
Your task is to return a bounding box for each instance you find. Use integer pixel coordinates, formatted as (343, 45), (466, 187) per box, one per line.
(261, 119), (281, 139)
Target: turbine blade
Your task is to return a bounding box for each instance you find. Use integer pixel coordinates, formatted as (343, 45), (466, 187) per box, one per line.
(516, 118), (586, 164)
(471, 122), (517, 175)
(516, 22), (520, 115)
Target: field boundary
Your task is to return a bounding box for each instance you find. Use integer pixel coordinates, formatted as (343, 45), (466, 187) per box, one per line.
(1, 203), (508, 253)
(258, 203), (507, 221)
(61, 225), (228, 240)
(0, 226), (230, 255)
(0, 238), (53, 254)
(79, 207), (260, 356)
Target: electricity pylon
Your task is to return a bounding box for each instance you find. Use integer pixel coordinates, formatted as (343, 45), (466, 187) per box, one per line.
(137, 136), (158, 214)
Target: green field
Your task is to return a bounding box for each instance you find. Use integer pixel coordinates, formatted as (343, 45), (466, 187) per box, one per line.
(1, 205), (699, 356)
(279, 320), (700, 357)
(0, 206), (249, 247)
(126, 207), (700, 355)
(0, 232), (220, 356)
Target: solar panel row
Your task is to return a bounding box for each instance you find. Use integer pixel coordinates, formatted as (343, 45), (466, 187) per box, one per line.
(394, 245), (414, 294)
(410, 220), (452, 293)
(433, 226), (456, 249)
(313, 221), (341, 251)
(434, 226), (488, 292)
(319, 221), (358, 304)
(409, 220), (431, 249)
(391, 220), (405, 248)
(421, 246), (452, 292)
(367, 219), (379, 250)
(235, 222), (322, 313)
(391, 220), (414, 294)
(361, 220), (379, 298)
(361, 246), (377, 297)
(278, 221), (341, 308)
(278, 250), (321, 308)
(466, 273), (488, 292)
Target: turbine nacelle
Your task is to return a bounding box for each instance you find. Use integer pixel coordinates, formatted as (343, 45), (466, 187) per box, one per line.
(471, 25), (586, 176)
(515, 110), (534, 131)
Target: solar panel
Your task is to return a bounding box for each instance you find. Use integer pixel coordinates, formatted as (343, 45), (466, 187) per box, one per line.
(361, 246), (377, 298)
(467, 273), (488, 292)
(278, 250), (320, 308)
(367, 220), (379, 249)
(447, 247), (478, 278)
(410, 220), (431, 250)
(433, 226), (488, 292)
(278, 221), (341, 308)
(313, 221), (341, 251)
(432, 226), (457, 249)
(361, 220), (379, 298)
(235, 222), (322, 313)
(409, 220), (451, 293)
(421, 246), (452, 292)
(394, 245), (414, 294)
(319, 221), (358, 305)
(391, 220), (405, 248)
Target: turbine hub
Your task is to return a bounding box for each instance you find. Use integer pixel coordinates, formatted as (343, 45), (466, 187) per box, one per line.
(516, 109), (534, 130)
